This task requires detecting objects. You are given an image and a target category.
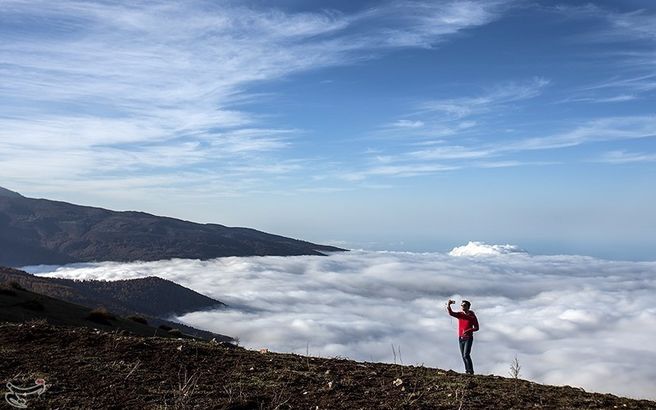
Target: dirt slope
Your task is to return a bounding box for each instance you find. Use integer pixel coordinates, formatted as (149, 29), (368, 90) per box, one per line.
(1, 322), (653, 409)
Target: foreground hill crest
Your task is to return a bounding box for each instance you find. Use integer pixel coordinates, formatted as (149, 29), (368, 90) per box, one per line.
(1, 322), (653, 409)
(0, 187), (345, 267)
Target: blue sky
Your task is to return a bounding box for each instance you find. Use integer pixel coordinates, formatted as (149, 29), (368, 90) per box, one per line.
(1, 0), (655, 259)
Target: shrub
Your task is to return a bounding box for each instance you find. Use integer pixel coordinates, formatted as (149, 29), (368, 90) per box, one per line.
(0, 288), (17, 296)
(127, 315), (148, 325)
(168, 329), (183, 337)
(86, 307), (116, 326)
(509, 355), (521, 379)
(8, 281), (25, 291)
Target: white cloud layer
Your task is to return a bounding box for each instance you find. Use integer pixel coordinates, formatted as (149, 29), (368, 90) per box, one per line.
(448, 241), (525, 256)
(27, 247), (656, 400)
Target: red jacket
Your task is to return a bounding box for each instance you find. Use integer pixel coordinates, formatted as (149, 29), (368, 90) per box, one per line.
(448, 309), (479, 339)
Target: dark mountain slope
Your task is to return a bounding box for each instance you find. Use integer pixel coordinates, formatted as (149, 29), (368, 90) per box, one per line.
(0, 266), (231, 341)
(0, 186), (23, 198)
(0, 266), (224, 317)
(0, 285), (184, 339)
(0, 186), (345, 266)
(1, 322), (653, 409)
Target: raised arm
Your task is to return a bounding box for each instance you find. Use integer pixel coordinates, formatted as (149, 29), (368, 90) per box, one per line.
(447, 300), (459, 317)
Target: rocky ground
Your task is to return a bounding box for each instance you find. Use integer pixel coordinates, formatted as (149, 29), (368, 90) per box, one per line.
(1, 322), (654, 409)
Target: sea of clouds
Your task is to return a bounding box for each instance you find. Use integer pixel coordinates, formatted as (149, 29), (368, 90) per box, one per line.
(26, 242), (656, 400)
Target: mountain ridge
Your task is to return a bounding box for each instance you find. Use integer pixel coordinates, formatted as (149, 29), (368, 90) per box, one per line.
(0, 266), (225, 318)
(0, 265), (232, 341)
(0, 283), (210, 341)
(0, 187), (346, 267)
(0, 186), (23, 198)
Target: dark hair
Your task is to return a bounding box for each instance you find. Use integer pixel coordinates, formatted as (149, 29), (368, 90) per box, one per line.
(461, 300), (471, 309)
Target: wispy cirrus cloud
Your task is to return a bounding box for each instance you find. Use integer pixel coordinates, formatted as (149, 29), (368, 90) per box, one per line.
(596, 150), (656, 165)
(553, 5), (656, 101)
(369, 77), (549, 148)
(339, 163), (460, 181)
(416, 77), (550, 120)
(558, 94), (638, 104)
(334, 114), (656, 182)
(363, 77), (551, 172)
(408, 145), (492, 160)
(504, 116), (656, 151)
(0, 0), (512, 197)
(337, 74), (653, 182)
(582, 74), (656, 95)
(387, 120), (425, 129)
(336, 0), (512, 49)
(555, 4), (656, 43)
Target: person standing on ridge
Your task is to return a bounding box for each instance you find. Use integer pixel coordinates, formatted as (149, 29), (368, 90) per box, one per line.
(447, 299), (479, 374)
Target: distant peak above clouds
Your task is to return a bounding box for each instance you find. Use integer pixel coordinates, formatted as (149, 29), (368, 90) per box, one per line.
(448, 241), (526, 256)
(0, 186), (23, 198)
(0, 189), (344, 267)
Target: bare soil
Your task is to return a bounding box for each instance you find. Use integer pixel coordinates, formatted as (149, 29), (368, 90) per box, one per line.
(1, 322), (654, 409)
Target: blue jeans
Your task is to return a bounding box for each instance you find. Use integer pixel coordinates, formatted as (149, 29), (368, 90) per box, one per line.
(459, 336), (474, 374)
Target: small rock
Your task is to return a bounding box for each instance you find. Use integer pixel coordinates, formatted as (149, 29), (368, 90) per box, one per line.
(393, 378), (403, 387)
